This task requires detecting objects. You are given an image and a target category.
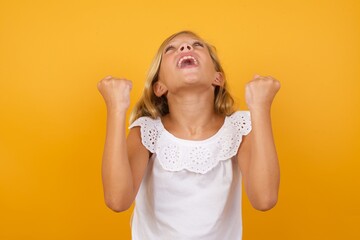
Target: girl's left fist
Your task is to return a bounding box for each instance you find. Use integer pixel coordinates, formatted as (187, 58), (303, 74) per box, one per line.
(245, 74), (281, 111)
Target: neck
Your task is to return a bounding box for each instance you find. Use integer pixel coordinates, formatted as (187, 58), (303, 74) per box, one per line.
(164, 88), (222, 136)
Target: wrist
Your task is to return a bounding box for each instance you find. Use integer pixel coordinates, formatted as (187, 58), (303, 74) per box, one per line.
(248, 105), (271, 114)
(107, 107), (128, 116)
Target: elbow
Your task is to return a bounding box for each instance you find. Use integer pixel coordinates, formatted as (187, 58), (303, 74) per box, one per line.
(105, 197), (133, 213)
(252, 195), (278, 212)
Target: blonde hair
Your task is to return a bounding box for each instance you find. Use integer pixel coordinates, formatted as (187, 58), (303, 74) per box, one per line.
(129, 30), (235, 124)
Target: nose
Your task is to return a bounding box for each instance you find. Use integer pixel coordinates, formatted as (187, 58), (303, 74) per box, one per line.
(179, 42), (193, 52)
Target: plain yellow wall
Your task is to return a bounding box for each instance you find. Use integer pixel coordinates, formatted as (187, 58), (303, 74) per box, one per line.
(1, 0), (359, 239)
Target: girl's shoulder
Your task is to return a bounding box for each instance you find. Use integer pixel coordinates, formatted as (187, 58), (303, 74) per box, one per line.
(225, 110), (252, 135)
(128, 115), (161, 153)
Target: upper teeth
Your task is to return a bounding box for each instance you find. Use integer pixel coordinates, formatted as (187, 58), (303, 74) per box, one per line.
(177, 56), (198, 67)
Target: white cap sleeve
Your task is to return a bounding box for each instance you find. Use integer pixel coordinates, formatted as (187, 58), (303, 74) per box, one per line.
(214, 110), (252, 162)
(129, 117), (159, 153)
(228, 110), (252, 136)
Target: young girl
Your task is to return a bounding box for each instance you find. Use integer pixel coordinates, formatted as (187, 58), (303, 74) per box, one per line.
(97, 30), (281, 240)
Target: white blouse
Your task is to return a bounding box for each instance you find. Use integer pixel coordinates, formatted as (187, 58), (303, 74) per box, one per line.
(128, 111), (252, 240)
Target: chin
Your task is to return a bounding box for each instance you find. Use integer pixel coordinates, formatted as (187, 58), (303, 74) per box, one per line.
(183, 77), (201, 84)
(179, 72), (202, 84)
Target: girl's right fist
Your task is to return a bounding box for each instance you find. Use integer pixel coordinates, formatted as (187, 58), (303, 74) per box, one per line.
(97, 76), (132, 112)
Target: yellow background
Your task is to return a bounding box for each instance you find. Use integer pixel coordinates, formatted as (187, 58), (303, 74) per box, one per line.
(1, 0), (359, 239)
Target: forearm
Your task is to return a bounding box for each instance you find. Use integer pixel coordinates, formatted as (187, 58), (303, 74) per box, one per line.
(101, 110), (134, 211)
(248, 107), (280, 209)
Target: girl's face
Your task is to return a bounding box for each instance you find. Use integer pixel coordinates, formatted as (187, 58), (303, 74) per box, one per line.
(155, 33), (223, 96)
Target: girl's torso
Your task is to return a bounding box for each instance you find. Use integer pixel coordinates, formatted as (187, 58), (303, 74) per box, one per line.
(128, 110), (252, 240)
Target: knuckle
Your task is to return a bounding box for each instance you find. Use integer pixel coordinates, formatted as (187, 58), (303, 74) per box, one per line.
(102, 76), (111, 81)
(276, 81), (281, 88)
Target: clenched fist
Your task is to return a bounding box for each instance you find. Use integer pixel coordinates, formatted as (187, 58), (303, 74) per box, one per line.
(245, 74), (281, 111)
(97, 75), (132, 112)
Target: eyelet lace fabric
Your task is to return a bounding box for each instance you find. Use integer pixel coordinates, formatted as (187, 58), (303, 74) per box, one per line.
(129, 111), (252, 174)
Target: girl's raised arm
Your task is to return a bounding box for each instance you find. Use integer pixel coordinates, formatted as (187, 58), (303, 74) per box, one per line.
(238, 74), (281, 211)
(97, 76), (149, 212)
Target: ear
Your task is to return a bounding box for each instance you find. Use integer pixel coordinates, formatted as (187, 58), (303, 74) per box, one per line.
(212, 72), (225, 87)
(153, 81), (168, 97)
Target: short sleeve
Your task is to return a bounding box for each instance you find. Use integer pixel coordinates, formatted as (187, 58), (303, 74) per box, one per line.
(129, 117), (159, 153)
(213, 110), (252, 163)
(228, 110), (252, 136)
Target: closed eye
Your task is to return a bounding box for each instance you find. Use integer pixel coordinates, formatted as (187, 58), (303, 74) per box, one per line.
(193, 41), (204, 47)
(164, 45), (174, 53)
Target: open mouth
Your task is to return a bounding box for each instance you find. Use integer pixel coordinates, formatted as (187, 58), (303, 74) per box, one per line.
(177, 55), (199, 68)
